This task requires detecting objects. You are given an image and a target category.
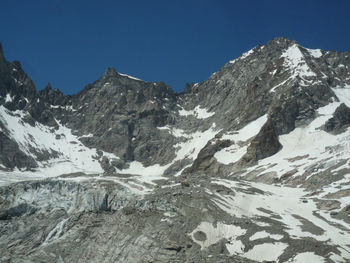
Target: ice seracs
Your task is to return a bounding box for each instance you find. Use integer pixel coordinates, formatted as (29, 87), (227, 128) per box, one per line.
(41, 218), (69, 246)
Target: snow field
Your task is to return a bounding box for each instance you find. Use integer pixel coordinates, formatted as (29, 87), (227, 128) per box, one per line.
(211, 179), (350, 262)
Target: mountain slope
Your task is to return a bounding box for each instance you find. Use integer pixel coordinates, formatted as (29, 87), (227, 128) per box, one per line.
(1, 38), (350, 262)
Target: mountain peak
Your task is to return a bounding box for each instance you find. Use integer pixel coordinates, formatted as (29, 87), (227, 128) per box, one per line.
(103, 67), (118, 77)
(102, 67), (142, 82)
(43, 82), (53, 91)
(268, 36), (297, 45)
(264, 37), (299, 53)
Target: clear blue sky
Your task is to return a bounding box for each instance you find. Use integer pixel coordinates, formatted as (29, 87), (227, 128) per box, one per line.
(1, 0), (350, 94)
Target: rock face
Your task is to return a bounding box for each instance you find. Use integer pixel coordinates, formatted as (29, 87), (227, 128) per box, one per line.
(241, 119), (282, 164)
(324, 103), (350, 134)
(67, 67), (178, 165)
(1, 38), (350, 262)
(184, 139), (232, 174)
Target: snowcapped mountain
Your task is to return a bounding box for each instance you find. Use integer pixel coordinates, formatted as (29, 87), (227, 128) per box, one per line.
(1, 38), (350, 262)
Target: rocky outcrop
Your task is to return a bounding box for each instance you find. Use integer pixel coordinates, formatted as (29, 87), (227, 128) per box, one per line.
(240, 119), (282, 165)
(324, 103), (350, 134)
(39, 83), (71, 106)
(185, 139), (232, 173)
(0, 131), (37, 169)
(63, 68), (179, 165)
(0, 44), (37, 111)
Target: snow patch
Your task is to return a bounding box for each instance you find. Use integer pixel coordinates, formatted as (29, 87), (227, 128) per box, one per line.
(117, 161), (169, 184)
(306, 48), (323, 58)
(157, 126), (190, 138)
(178, 105), (215, 119)
(214, 145), (247, 165)
(215, 114), (267, 165)
(290, 252), (326, 263)
(332, 85), (350, 107)
(270, 77), (292, 93)
(240, 49), (254, 60)
(118, 72), (142, 81)
(50, 105), (77, 112)
(5, 94), (13, 103)
(229, 47), (255, 64)
(80, 133), (94, 138)
(173, 124), (218, 161)
(41, 218), (69, 246)
(243, 242), (288, 262)
(189, 221), (246, 251)
(222, 114), (267, 142)
(281, 44), (316, 78)
(221, 114), (268, 142)
(249, 231), (283, 241)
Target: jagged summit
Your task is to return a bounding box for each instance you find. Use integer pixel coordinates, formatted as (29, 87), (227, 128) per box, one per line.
(103, 67), (118, 77)
(1, 38), (350, 262)
(266, 36), (297, 46)
(102, 66), (143, 82)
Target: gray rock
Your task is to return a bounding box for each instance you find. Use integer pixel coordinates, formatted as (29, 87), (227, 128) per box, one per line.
(1, 37), (350, 262)
(240, 118), (282, 165)
(324, 103), (350, 134)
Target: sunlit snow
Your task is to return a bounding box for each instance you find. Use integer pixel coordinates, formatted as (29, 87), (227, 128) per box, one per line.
(242, 102), (350, 182)
(0, 106), (120, 184)
(306, 48), (323, 58)
(118, 72), (142, 81)
(281, 44), (316, 78)
(214, 114), (267, 164)
(5, 94), (13, 103)
(212, 179), (350, 261)
(332, 85), (350, 107)
(178, 105), (215, 119)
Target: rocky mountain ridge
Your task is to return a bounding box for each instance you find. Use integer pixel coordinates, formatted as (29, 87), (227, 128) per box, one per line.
(1, 38), (350, 262)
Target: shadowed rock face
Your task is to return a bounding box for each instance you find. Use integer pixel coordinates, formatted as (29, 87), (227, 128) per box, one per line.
(324, 103), (350, 134)
(185, 139), (233, 174)
(0, 45), (36, 111)
(241, 119), (282, 165)
(39, 83), (70, 106)
(65, 69), (178, 164)
(1, 38), (350, 262)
